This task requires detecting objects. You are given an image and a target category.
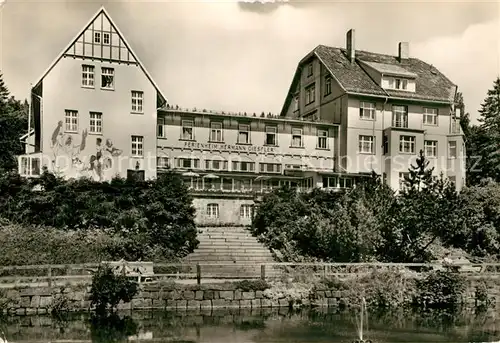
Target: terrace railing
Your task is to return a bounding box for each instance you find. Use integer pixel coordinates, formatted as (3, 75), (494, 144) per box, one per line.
(1, 262), (500, 288)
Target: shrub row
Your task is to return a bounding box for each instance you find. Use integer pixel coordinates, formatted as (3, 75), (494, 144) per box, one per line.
(0, 169), (199, 261)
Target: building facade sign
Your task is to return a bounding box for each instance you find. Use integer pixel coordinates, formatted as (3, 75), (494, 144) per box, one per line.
(184, 141), (276, 153)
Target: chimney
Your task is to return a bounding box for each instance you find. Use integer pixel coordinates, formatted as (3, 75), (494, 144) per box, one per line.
(346, 29), (355, 63)
(398, 42), (409, 61)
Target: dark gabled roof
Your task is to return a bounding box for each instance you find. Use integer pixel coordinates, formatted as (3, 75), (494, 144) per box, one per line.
(315, 44), (457, 102)
(280, 44), (457, 116)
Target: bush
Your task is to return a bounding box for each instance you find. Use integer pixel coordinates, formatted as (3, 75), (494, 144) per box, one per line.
(0, 221), (178, 266)
(315, 270), (417, 310)
(234, 279), (270, 292)
(474, 279), (491, 307)
(263, 281), (313, 308)
(414, 269), (467, 309)
(0, 170), (199, 259)
(89, 264), (138, 314)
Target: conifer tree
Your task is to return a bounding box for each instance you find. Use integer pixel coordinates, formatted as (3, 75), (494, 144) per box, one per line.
(476, 77), (500, 182)
(0, 73), (28, 171)
(0, 72), (10, 113)
(404, 149), (435, 192)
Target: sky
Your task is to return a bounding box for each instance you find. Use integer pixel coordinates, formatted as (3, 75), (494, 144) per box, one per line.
(0, 0), (499, 124)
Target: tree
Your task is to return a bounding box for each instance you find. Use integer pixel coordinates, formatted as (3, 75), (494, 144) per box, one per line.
(455, 91), (470, 138)
(0, 72), (9, 110)
(381, 153), (462, 262)
(472, 77), (500, 183)
(0, 73), (28, 171)
(465, 125), (489, 186)
(403, 149), (435, 193)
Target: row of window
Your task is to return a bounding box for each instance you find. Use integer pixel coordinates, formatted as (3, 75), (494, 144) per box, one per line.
(296, 75), (410, 112)
(64, 101), (143, 134)
(81, 65), (144, 113)
(361, 103), (439, 126)
(158, 156), (306, 173)
(293, 75), (332, 111)
(157, 119), (330, 149)
(294, 96), (458, 131)
(358, 134), (459, 158)
(206, 203), (253, 219)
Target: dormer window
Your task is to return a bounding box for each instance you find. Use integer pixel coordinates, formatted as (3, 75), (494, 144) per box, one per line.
(386, 76), (412, 91)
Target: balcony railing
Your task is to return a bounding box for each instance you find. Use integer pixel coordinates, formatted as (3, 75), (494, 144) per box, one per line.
(392, 118), (409, 128)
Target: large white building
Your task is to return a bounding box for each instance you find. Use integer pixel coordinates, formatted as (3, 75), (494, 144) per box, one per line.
(18, 8), (466, 225)
(280, 29), (465, 191)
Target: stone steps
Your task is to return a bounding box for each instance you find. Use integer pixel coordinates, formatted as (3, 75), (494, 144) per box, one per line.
(183, 226), (275, 278)
(202, 236), (255, 240)
(197, 242), (265, 248)
(194, 248), (272, 254)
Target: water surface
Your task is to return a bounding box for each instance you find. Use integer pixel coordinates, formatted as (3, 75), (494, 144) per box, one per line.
(2, 308), (500, 343)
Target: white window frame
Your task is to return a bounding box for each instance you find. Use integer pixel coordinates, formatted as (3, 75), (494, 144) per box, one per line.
(131, 91), (143, 113)
(291, 128), (303, 148)
(19, 156), (41, 177)
(259, 163), (282, 174)
(358, 135), (375, 154)
(89, 112), (102, 134)
(101, 67), (114, 90)
(157, 157), (169, 169)
(424, 140), (437, 158)
(232, 161), (255, 172)
(103, 32), (110, 45)
(360, 102), (376, 120)
(207, 203), (219, 219)
(305, 84), (315, 105)
(423, 108), (438, 126)
(307, 63), (313, 76)
(238, 124), (250, 144)
(395, 78), (408, 90)
(324, 76), (332, 96)
(94, 32), (101, 44)
(157, 117), (166, 138)
(399, 135), (416, 154)
(181, 120), (194, 140)
(448, 141), (457, 158)
(265, 126), (277, 146)
(82, 65), (95, 88)
(206, 160), (228, 171)
(177, 158), (200, 169)
(317, 129), (328, 149)
(64, 110), (78, 133)
(240, 204), (253, 219)
(451, 117), (461, 134)
(392, 105), (408, 128)
(131, 135), (144, 157)
(210, 122), (223, 142)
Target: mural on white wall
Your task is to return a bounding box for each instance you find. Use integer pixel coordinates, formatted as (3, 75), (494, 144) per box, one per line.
(49, 121), (123, 181)
(88, 137), (123, 181)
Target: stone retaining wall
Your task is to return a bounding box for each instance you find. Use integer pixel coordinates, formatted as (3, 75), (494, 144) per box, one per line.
(1, 278), (499, 316)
